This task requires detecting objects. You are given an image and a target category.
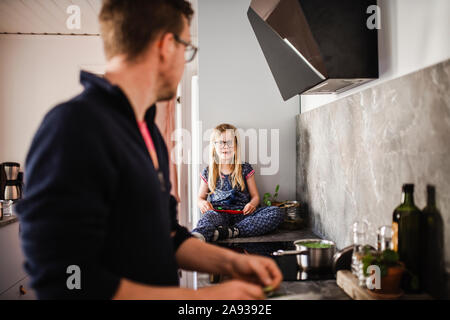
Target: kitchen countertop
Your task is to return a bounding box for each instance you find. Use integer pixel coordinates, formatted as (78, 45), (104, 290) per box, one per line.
(217, 228), (320, 244)
(196, 272), (350, 300)
(199, 227), (351, 300)
(200, 228), (436, 300)
(0, 214), (18, 228)
(270, 279), (350, 300)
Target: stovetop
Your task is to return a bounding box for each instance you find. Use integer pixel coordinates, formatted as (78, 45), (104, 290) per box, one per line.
(217, 241), (336, 281)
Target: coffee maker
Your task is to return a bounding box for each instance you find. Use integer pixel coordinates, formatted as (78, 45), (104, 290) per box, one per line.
(1, 162), (23, 200)
(0, 162), (23, 219)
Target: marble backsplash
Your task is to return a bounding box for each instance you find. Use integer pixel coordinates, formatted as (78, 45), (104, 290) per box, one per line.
(296, 60), (450, 267)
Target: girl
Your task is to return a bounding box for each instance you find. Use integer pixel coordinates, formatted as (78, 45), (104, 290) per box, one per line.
(191, 123), (284, 242)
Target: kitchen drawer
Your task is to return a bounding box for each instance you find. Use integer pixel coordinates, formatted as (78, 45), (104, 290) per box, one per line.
(0, 276), (36, 300)
(0, 221), (27, 293)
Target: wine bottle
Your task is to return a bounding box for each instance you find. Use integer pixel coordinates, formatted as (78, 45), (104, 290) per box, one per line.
(421, 185), (445, 298)
(392, 184), (421, 292)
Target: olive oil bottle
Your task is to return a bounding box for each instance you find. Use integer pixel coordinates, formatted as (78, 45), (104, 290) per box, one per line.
(392, 184), (421, 292)
(421, 185), (446, 298)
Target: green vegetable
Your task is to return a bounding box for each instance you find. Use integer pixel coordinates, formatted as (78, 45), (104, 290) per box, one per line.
(263, 285), (274, 293)
(263, 285), (282, 298)
(301, 242), (333, 249)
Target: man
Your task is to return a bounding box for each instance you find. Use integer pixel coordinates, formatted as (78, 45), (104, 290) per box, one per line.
(16, 0), (282, 299)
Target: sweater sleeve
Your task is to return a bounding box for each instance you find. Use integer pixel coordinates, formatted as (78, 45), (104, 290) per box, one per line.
(151, 122), (193, 252)
(169, 195), (193, 251)
(15, 104), (121, 299)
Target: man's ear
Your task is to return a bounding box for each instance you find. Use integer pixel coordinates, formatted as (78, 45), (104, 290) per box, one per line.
(157, 32), (176, 62)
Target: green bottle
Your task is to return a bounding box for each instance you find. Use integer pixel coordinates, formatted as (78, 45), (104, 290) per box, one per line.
(392, 184), (421, 292)
(421, 185), (446, 298)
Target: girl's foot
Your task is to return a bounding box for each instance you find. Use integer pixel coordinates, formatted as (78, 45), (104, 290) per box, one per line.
(212, 226), (240, 241)
(191, 232), (206, 242)
(212, 226), (228, 241)
(230, 227), (239, 238)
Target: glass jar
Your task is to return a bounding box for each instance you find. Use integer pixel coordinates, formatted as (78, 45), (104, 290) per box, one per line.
(0, 200), (13, 217)
(351, 220), (369, 286)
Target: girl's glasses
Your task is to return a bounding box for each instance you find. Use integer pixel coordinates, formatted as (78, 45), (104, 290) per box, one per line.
(214, 140), (234, 147)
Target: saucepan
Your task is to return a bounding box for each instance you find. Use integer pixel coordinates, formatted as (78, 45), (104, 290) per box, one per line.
(272, 239), (337, 271)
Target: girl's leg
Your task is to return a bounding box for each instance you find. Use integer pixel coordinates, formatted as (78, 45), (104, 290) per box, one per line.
(192, 210), (230, 242)
(233, 206), (284, 238)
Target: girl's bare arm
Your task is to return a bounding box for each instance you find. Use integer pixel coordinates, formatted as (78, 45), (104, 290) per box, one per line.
(198, 179), (214, 212)
(246, 175), (260, 207)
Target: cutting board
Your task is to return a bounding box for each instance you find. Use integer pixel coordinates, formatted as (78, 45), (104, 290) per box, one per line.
(336, 270), (404, 300)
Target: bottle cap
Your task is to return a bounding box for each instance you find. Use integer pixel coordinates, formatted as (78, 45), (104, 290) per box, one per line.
(402, 184), (414, 192)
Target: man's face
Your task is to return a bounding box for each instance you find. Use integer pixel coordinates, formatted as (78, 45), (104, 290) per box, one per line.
(157, 17), (190, 102)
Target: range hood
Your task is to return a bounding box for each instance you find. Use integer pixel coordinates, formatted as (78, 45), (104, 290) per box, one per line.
(248, 0), (379, 100)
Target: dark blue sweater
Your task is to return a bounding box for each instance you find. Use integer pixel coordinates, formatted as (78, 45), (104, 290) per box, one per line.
(15, 71), (192, 299)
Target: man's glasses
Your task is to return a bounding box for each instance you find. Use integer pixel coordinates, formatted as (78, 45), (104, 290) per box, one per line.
(173, 34), (198, 63)
(214, 140), (234, 148)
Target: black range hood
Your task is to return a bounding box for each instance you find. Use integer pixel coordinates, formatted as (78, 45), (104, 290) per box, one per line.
(248, 0), (379, 100)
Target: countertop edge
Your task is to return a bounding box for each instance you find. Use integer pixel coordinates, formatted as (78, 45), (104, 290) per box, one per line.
(0, 215), (18, 228)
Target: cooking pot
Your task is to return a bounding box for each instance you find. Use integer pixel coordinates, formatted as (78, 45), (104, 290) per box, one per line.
(272, 239), (336, 271)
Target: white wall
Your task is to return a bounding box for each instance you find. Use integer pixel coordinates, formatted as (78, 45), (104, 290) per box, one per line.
(301, 0), (450, 113)
(0, 35), (105, 165)
(197, 0), (299, 201)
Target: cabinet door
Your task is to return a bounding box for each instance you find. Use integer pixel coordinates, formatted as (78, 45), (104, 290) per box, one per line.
(0, 221), (27, 294)
(0, 276), (36, 300)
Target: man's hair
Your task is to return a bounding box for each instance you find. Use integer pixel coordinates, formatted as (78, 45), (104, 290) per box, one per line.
(99, 0), (194, 62)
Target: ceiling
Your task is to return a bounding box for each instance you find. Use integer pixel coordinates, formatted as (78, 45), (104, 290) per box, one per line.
(0, 0), (198, 38)
(0, 0), (102, 35)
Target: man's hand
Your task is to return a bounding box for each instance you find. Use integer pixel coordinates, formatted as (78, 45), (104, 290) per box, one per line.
(196, 280), (265, 300)
(199, 200), (214, 214)
(175, 238), (283, 299)
(227, 253), (283, 290)
(242, 202), (256, 215)
(113, 278), (266, 300)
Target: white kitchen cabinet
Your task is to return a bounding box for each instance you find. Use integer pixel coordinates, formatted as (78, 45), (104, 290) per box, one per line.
(0, 218), (36, 300)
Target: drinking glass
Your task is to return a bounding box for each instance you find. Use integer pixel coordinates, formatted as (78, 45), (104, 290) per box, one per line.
(377, 225), (394, 252)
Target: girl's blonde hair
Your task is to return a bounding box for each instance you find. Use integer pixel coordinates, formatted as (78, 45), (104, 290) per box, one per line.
(207, 123), (245, 194)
